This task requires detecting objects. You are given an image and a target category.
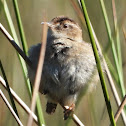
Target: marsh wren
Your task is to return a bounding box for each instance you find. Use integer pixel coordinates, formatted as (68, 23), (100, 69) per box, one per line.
(28, 16), (99, 120)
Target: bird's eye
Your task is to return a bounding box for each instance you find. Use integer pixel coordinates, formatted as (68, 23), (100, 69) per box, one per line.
(63, 24), (68, 28)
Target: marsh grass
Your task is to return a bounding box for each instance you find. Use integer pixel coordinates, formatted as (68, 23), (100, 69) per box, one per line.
(0, 0), (126, 126)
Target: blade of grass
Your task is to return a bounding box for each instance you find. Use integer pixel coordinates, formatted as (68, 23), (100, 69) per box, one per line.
(0, 60), (19, 117)
(12, 0), (28, 54)
(1, 0), (32, 96)
(0, 75), (38, 124)
(11, 0), (46, 123)
(104, 56), (119, 83)
(79, 0), (116, 125)
(27, 17), (48, 126)
(2, 0), (45, 125)
(0, 89), (23, 126)
(112, 0), (122, 69)
(0, 22), (32, 94)
(99, 0), (125, 97)
(36, 98), (45, 125)
(72, 114), (85, 126)
(90, 23), (126, 125)
(114, 95), (126, 122)
(123, 27), (126, 42)
(0, 23), (45, 126)
(0, 23), (32, 67)
(1, 1), (45, 124)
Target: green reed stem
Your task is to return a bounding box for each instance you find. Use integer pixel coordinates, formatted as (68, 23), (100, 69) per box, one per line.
(12, 0), (28, 54)
(99, 0), (125, 97)
(0, 60), (19, 118)
(80, 0), (116, 125)
(2, 1), (45, 125)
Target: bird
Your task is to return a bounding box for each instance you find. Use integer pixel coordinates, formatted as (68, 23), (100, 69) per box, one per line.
(28, 16), (100, 120)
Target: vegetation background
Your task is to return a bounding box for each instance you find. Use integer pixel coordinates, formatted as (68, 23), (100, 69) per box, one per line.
(0, 0), (126, 126)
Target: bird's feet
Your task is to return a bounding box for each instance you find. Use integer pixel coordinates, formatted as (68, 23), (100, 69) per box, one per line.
(63, 103), (75, 120)
(46, 102), (57, 114)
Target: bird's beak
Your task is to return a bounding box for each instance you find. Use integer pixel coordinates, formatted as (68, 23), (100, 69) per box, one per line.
(41, 22), (54, 28)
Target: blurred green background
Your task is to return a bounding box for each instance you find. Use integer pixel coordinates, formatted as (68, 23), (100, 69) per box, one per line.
(0, 0), (126, 126)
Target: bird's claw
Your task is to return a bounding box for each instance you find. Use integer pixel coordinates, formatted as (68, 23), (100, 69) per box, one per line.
(46, 102), (57, 114)
(63, 104), (75, 120)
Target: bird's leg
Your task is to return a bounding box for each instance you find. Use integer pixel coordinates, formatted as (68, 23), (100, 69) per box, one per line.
(46, 102), (57, 114)
(63, 103), (75, 120)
